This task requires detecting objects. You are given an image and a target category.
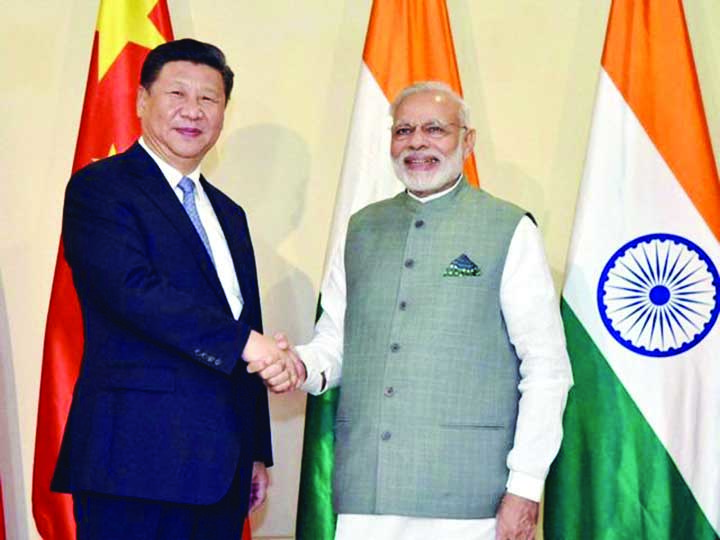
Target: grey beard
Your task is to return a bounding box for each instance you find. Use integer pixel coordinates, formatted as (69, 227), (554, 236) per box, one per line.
(392, 143), (465, 193)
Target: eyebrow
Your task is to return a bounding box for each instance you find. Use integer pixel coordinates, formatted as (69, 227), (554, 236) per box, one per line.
(395, 118), (444, 122)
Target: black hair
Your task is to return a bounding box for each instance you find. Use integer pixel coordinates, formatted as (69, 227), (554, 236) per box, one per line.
(140, 38), (234, 101)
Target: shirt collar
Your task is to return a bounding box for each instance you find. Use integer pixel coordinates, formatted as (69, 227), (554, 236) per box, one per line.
(406, 174), (463, 204)
(139, 137), (202, 189)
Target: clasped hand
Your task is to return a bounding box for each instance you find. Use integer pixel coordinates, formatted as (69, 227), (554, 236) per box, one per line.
(243, 330), (305, 393)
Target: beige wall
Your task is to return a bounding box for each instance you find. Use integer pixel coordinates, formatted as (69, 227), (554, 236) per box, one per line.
(2, 1), (720, 538)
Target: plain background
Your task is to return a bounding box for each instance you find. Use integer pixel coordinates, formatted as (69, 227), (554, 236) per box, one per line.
(3, 1), (720, 538)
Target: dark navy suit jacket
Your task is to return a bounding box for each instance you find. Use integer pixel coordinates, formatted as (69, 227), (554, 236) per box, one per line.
(51, 143), (272, 511)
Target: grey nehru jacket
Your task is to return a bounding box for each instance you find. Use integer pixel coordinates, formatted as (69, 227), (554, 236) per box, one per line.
(333, 179), (527, 519)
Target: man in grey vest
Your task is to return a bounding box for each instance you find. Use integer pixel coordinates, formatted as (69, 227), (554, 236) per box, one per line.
(250, 82), (573, 540)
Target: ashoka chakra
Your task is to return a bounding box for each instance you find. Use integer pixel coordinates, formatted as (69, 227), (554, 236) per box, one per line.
(597, 233), (719, 357)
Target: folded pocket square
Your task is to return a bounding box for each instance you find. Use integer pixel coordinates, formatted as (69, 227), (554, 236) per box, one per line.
(443, 253), (482, 277)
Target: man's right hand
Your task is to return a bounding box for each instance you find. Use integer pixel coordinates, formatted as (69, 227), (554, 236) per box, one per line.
(243, 330), (300, 393)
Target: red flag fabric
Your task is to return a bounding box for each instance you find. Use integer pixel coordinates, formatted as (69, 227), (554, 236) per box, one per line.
(34, 4), (254, 534)
(33, 2), (176, 538)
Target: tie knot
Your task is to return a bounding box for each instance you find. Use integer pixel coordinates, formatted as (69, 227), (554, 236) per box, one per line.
(178, 176), (195, 195)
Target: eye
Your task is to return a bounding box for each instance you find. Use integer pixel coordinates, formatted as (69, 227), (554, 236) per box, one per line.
(424, 124), (446, 135)
(201, 96), (219, 104)
(393, 126), (413, 137)
(168, 90), (183, 97)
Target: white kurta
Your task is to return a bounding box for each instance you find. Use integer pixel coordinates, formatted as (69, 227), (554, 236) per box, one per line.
(297, 181), (573, 539)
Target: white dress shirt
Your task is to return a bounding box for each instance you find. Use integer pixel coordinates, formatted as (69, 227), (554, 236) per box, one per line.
(296, 179), (573, 540)
(139, 138), (243, 320)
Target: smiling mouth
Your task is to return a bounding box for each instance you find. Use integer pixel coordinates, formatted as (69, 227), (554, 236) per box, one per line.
(404, 155), (440, 168)
(175, 127), (203, 137)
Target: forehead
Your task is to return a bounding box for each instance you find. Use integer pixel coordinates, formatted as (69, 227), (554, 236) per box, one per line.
(393, 91), (460, 122)
(155, 60), (223, 90)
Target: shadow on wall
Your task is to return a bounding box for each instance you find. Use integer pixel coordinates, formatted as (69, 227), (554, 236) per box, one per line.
(206, 124), (316, 531)
(208, 122), (317, 366)
(0, 272), (29, 540)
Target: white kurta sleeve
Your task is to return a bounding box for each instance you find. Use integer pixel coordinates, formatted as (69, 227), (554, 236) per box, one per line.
(296, 239), (346, 395)
(500, 216), (573, 502)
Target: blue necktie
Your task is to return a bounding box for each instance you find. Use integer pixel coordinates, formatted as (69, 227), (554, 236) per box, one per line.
(178, 177), (215, 265)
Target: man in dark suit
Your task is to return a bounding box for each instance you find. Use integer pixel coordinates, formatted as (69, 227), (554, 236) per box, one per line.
(51, 38), (296, 539)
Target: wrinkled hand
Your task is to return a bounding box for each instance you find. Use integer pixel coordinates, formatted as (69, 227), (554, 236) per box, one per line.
(243, 330), (299, 393)
(495, 493), (539, 540)
(249, 461), (269, 512)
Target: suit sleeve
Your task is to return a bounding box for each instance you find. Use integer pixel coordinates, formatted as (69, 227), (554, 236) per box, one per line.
(62, 170), (252, 376)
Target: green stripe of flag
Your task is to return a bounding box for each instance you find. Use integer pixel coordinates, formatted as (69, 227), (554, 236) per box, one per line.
(296, 298), (339, 539)
(296, 388), (339, 539)
(543, 300), (718, 540)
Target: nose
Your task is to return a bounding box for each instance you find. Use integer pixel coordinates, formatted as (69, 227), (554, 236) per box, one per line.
(180, 98), (203, 120)
(407, 126), (428, 149)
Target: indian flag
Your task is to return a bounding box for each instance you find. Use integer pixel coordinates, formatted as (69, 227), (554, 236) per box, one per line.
(544, 1), (720, 538)
(295, 1), (477, 538)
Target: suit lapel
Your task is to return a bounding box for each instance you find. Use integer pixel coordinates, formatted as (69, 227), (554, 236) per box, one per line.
(123, 143), (228, 309)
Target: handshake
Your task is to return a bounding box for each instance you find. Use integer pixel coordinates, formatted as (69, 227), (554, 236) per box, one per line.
(242, 330), (306, 394)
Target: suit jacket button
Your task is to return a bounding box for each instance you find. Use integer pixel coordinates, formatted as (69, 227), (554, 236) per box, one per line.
(384, 386), (395, 397)
(381, 431), (391, 441)
(390, 343), (400, 353)
(414, 219), (425, 228)
(215, 358), (223, 366)
(404, 258), (415, 268)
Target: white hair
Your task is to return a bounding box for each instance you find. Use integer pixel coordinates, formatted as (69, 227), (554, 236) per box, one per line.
(389, 81), (470, 126)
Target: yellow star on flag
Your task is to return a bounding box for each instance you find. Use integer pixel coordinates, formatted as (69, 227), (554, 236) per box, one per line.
(96, 0), (167, 81)
(90, 144), (117, 163)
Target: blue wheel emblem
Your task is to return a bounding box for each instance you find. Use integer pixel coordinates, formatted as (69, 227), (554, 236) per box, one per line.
(597, 233), (719, 357)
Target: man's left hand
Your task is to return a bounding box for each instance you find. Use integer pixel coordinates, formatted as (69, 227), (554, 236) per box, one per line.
(249, 462), (269, 513)
(495, 492), (539, 540)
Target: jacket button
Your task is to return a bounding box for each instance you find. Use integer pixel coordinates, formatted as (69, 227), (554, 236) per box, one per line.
(415, 219), (425, 228)
(390, 343), (400, 353)
(399, 300), (407, 310)
(404, 258), (414, 268)
(214, 358), (223, 366)
(381, 431), (391, 441)
(384, 386), (395, 397)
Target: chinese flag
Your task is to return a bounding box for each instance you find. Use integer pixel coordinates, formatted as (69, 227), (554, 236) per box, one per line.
(32, 3), (248, 540)
(32, 3), (173, 537)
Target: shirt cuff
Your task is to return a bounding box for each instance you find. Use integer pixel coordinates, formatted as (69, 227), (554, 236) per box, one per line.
(296, 345), (326, 395)
(506, 470), (545, 502)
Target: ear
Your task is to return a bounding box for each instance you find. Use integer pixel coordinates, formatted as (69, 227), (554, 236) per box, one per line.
(462, 128), (477, 159)
(136, 86), (148, 118)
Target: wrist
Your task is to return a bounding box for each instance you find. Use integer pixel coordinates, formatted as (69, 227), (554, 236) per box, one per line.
(295, 356), (308, 384)
(506, 470), (544, 502)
